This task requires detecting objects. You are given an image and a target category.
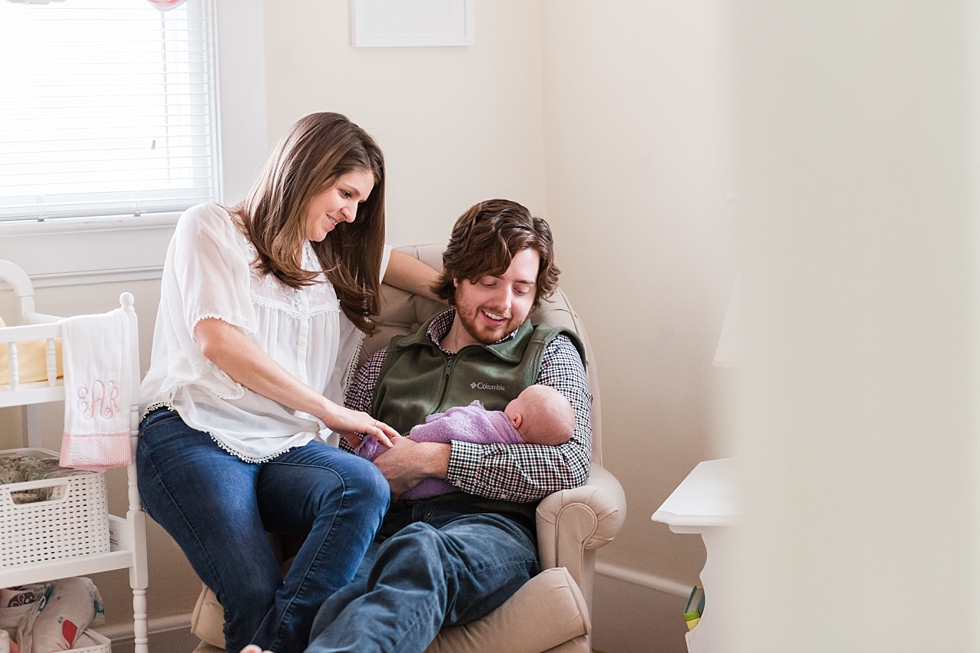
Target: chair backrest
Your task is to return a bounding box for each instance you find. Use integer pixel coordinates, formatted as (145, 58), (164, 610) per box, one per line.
(361, 244), (603, 465)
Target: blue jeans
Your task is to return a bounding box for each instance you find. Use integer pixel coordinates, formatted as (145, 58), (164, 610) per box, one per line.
(304, 504), (539, 653)
(136, 409), (389, 653)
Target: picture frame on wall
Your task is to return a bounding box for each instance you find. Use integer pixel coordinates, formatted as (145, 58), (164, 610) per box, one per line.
(350, 0), (475, 47)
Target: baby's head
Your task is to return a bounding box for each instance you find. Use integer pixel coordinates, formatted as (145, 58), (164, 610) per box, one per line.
(504, 385), (575, 446)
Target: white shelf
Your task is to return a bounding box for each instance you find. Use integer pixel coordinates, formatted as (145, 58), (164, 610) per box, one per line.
(0, 548), (135, 588)
(0, 382), (63, 407)
(0, 271), (149, 653)
(652, 458), (738, 530)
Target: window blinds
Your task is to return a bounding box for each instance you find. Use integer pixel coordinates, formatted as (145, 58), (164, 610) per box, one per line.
(0, 0), (216, 222)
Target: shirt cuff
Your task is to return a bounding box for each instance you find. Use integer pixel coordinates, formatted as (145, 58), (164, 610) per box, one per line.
(445, 439), (475, 488)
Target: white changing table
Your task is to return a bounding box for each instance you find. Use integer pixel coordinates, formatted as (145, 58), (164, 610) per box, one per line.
(0, 259), (149, 653)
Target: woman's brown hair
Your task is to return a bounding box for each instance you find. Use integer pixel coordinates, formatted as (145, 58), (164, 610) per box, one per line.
(433, 199), (560, 309)
(235, 112), (386, 334)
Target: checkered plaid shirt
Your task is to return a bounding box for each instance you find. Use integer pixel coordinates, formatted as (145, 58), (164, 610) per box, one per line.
(343, 310), (593, 503)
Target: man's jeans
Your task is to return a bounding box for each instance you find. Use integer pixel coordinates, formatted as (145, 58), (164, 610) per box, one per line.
(136, 409), (389, 653)
(305, 503), (540, 653)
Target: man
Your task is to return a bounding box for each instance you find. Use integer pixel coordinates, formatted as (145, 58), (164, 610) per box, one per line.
(273, 199), (591, 653)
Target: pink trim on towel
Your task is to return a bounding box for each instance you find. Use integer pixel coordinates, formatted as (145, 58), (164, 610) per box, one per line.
(60, 432), (132, 473)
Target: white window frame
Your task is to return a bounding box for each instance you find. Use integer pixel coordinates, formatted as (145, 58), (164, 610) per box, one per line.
(0, 0), (268, 289)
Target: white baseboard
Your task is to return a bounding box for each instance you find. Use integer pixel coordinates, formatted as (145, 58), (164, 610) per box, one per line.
(594, 560), (692, 598)
(98, 613), (192, 641)
(592, 563), (692, 653)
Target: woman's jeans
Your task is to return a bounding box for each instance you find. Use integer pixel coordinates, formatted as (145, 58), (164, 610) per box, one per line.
(136, 409), (389, 653)
(304, 503), (540, 653)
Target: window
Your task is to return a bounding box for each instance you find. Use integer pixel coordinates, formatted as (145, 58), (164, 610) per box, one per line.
(0, 0), (217, 223)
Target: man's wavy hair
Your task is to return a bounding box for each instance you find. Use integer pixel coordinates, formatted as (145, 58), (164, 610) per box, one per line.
(433, 199), (560, 310)
(235, 112), (385, 334)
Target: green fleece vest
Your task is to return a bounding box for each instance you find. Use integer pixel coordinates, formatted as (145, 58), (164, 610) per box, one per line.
(371, 316), (585, 523)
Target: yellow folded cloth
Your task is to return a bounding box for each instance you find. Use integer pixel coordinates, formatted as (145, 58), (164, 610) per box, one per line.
(0, 315), (63, 385)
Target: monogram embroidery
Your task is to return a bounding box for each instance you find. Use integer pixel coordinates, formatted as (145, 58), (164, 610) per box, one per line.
(77, 380), (120, 420)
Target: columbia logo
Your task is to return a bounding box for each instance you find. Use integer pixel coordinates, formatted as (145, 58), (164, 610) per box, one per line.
(470, 381), (505, 391)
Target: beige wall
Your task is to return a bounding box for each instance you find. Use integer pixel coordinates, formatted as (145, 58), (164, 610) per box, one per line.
(262, 0), (548, 246)
(541, 0), (732, 581)
(540, 3), (734, 650)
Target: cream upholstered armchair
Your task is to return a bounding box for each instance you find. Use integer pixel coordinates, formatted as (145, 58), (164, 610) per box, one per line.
(191, 244), (627, 653)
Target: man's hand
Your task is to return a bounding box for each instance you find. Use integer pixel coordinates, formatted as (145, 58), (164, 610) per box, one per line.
(373, 436), (451, 498)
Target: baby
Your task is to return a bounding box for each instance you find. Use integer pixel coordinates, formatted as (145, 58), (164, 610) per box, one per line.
(356, 384), (575, 500)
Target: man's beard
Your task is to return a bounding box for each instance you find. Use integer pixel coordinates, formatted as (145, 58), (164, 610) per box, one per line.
(454, 299), (522, 345)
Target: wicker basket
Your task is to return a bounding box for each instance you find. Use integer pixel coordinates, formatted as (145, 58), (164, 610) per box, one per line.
(0, 449), (110, 567)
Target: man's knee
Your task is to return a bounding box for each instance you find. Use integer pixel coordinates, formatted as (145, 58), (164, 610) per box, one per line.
(382, 522), (446, 555)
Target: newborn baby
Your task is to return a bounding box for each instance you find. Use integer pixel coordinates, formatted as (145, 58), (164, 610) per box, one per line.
(356, 384), (575, 499)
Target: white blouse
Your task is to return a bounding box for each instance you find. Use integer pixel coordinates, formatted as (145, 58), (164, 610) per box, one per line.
(140, 203), (390, 463)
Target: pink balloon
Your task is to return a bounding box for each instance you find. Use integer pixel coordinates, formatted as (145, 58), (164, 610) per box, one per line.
(146, 0), (187, 11)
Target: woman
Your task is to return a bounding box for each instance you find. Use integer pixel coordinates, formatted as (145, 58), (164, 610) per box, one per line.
(137, 113), (436, 653)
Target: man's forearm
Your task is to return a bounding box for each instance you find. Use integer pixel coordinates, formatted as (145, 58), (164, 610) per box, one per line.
(373, 440), (451, 498)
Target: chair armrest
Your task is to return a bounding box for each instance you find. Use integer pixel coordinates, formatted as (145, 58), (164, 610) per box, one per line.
(535, 464), (627, 583)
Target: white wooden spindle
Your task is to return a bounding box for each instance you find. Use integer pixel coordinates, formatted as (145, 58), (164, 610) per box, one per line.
(132, 588), (149, 653)
(45, 337), (56, 387)
(8, 342), (18, 390)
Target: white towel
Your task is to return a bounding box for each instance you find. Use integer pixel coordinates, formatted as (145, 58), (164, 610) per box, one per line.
(59, 308), (134, 472)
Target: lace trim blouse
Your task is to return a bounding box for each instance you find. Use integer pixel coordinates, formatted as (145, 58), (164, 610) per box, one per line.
(139, 202), (390, 462)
